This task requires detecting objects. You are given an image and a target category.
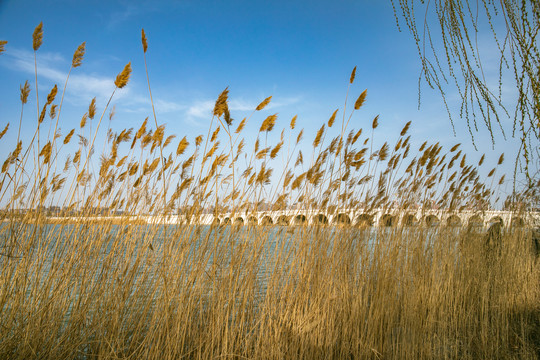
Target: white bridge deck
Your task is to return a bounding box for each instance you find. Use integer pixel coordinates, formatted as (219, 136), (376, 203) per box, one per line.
(139, 209), (539, 228)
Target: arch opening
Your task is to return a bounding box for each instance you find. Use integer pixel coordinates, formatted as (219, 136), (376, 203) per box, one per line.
(467, 215), (483, 230)
(233, 217), (244, 226)
(334, 213), (351, 226)
(355, 214), (374, 227)
(446, 215), (461, 227)
(312, 214), (329, 225)
(489, 216), (504, 227)
(277, 215), (290, 226)
(222, 217), (231, 225)
(425, 215), (440, 227)
(402, 214), (417, 226)
(293, 214), (306, 225)
(381, 214), (395, 227)
(261, 215), (273, 225)
(247, 216), (258, 226)
(511, 216), (525, 228)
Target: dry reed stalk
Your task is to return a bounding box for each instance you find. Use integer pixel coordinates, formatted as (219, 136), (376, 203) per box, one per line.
(1, 26), (539, 360)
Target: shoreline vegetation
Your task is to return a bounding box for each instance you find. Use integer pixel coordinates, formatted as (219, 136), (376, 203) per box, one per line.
(0, 25), (538, 359)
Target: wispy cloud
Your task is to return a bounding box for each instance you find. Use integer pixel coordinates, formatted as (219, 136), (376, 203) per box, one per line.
(106, 1), (163, 29)
(186, 100), (214, 122)
(107, 4), (140, 29)
(154, 98), (186, 113)
(1, 47), (303, 128)
(1, 47), (119, 106)
(0, 47), (185, 113)
(185, 96), (302, 124)
(265, 95), (302, 110)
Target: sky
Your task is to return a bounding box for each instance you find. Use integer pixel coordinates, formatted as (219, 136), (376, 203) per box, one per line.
(0, 0), (532, 205)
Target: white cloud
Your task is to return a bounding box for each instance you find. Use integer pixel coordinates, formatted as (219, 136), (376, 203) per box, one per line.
(106, 2), (165, 29)
(185, 95), (302, 122)
(2, 47), (118, 106)
(1, 47), (303, 129)
(108, 5), (138, 29)
(186, 100), (214, 120)
(154, 98), (186, 113)
(228, 98), (255, 112)
(0, 47), (187, 116)
(266, 95), (302, 109)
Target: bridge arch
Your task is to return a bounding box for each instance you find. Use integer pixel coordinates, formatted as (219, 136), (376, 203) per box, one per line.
(247, 216), (258, 226)
(222, 217), (231, 225)
(293, 214), (306, 225)
(312, 214), (329, 225)
(212, 217), (220, 225)
(488, 216), (504, 227)
(402, 214), (417, 226)
(355, 214), (374, 227)
(511, 216), (525, 228)
(446, 215), (461, 227)
(334, 213), (351, 226)
(468, 214), (483, 229)
(381, 214), (396, 227)
(276, 215), (290, 226)
(261, 215), (273, 225)
(233, 217), (244, 226)
(425, 215), (440, 227)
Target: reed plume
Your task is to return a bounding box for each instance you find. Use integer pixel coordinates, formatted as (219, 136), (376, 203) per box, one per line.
(372, 115), (379, 129)
(46, 84), (58, 105)
(177, 136), (189, 156)
(354, 89), (367, 109)
(478, 154), (485, 166)
(290, 115), (297, 129)
(32, 22), (43, 51)
(141, 28), (148, 53)
(0, 123), (8, 142)
(296, 129), (303, 144)
(211, 126), (220, 142)
(328, 109), (338, 127)
(313, 125), (324, 147)
(270, 141), (283, 159)
(350, 66), (356, 84)
(260, 114), (277, 132)
(400, 120), (411, 136)
(256, 96), (272, 110)
(213, 87), (229, 117)
(235, 118), (246, 133)
(39, 141), (52, 164)
(71, 42), (85, 67)
(114, 62), (132, 88)
(80, 113), (88, 128)
(20, 80), (30, 104)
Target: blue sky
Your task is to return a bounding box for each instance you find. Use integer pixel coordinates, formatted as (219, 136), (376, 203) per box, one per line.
(0, 0), (528, 201)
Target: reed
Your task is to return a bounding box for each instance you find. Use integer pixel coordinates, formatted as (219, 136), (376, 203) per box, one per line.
(0, 25), (538, 359)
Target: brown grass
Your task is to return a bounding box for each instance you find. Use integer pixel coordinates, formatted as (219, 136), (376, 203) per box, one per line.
(0, 25), (538, 359)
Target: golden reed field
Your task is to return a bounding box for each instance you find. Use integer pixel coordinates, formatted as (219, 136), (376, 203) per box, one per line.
(0, 25), (538, 359)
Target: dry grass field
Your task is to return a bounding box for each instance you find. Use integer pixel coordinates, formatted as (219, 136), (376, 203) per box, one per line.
(0, 26), (538, 359)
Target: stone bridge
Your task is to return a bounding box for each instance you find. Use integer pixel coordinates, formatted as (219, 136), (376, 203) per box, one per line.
(147, 209), (540, 229)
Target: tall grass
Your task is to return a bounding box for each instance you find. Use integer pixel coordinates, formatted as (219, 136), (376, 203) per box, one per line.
(0, 25), (538, 359)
